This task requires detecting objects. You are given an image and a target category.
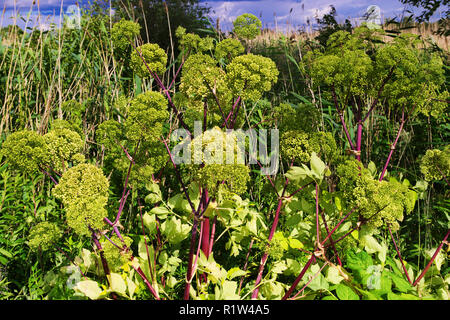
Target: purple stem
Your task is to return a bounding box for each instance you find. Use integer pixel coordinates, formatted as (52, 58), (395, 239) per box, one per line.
(282, 253), (316, 300)
(388, 225), (413, 285)
(39, 168), (58, 185)
(320, 206), (357, 246)
(379, 105), (407, 181)
(412, 229), (450, 286)
(251, 182), (288, 299)
(331, 84), (355, 150)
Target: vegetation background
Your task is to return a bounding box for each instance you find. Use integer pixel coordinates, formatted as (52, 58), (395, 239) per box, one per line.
(0, 0), (448, 300)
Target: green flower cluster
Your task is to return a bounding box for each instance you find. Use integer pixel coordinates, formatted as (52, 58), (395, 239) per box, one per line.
(125, 91), (169, 143)
(53, 163), (109, 236)
(189, 127), (250, 200)
(130, 43), (167, 78)
(50, 119), (83, 136)
(100, 235), (133, 272)
(179, 53), (233, 126)
(96, 92), (169, 187)
(337, 159), (416, 232)
(280, 130), (337, 165)
(215, 38), (245, 63)
(226, 53), (279, 102)
(175, 26), (215, 53)
(0, 130), (48, 174)
(27, 221), (62, 251)
(43, 128), (84, 172)
(420, 146), (450, 182)
(232, 13), (262, 40)
(111, 19), (141, 51)
(272, 102), (321, 133)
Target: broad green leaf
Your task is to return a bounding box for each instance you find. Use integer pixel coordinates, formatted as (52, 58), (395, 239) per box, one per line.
(142, 212), (157, 235)
(285, 166), (309, 182)
(227, 267), (247, 280)
(310, 152), (326, 180)
(306, 264), (329, 291)
(110, 273), (127, 295)
(336, 284), (359, 300)
(288, 238), (304, 249)
(326, 265), (344, 285)
(75, 280), (103, 300)
(221, 280), (240, 300)
(390, 273), (412, 293)
(81, 248), (92, 269)
(425, 248), (445, 271)
(0, 248), (12, 259)
(126, 277), (137, 299)
(150, 206), (170, 217)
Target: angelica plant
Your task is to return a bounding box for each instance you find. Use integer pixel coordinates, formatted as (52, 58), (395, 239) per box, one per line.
(27, 221), (62, 252)
(232, 13), (262, 41)
(52, 163), (109, 236)
(130, 43), (168, 78)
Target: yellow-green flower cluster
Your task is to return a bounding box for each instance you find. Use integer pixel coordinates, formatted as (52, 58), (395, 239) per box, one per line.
(337, 159), (416, 232)
(101, 235), (133, 272)
(0, 130), (48, 174)
(189, 127), (250, 200)
(125, 91), (169, 143)
(215, 38), (245, 63)
(96, 119), (124, 156)
(27, 221), (62, 251)
(53, 164), (109, 236)
(226, 53), (279, 102)
(43, 128), (84, 172)
(111, 19), (141, 51)
(96, 93), (169, 188)
(50, 119), (83, 136)
(272, 102), (320, 133)
(175, 26), (215, 53)
(280, 129), (336, 165)
(130, 43), (167, 78)
(420, 146), (450, 182)
(232, 14), (262, 40)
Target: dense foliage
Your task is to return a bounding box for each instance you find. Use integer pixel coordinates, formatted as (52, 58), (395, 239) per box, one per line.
(0, 5), (448, 301)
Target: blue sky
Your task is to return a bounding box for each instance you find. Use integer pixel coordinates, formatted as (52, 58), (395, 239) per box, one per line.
(1, 0), (448, 31)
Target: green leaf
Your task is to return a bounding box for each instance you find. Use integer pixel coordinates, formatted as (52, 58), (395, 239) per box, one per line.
(288, 238), (304, 249)
(390, 273), (412, 293)
(221, 280), (240, 300)
(110, 273), (127, 295)
(285, 166), (309, 182)
(336, 284), (359, 300)
(150, 206), (170, 217)
(310, 152), (326, 180)
(227, 267), (247, 280)
(0, 248), (13, 259)
(75, 280), (103, 300)
(326, 266), (345, 285)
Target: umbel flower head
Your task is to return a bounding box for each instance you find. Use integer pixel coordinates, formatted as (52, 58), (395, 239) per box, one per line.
(188, 127), (250, 201)
(43, 128), (84, 172)
(0, 130), (48, 175)
(125, 91), (169, 143)
(28, 221), (62, 252)
(215, 38), (245, 63)
(232, 13), (262, 40)
(53, 163), (109, 236)
(420, 146), (450, 182)
(226, 53), (279, 102)
(175, 26), (215, 53)
(130, 43), (167, 78)
(337, 159), (416, 232)
(100, 235), (133, 272)
(111, 19), (141, 52)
